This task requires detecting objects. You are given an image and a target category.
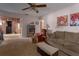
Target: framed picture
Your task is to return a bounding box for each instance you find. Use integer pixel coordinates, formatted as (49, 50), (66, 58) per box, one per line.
(57, 15), (68, 26)
(70, 13), (79, 26)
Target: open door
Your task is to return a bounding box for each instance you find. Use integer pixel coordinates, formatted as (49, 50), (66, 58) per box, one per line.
(6, 21), (12, 34)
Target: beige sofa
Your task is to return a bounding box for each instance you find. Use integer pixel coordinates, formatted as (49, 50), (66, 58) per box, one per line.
(46, 31), (79, 56)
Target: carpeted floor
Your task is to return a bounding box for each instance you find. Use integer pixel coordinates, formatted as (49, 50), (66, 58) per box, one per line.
(0, 39), (40, 56)
(0, 33), (67, 56)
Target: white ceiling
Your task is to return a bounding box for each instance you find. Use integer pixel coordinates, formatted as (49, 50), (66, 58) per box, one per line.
(0, 3), (75, 16)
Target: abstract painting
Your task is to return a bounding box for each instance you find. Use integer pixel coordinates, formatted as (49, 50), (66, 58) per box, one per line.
(70, 13), (79, 26)
(57, 15), (68, 26)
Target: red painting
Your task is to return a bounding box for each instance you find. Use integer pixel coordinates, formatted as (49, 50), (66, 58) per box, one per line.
(57, 15), (68, 26)
(70, 13), (79, 26)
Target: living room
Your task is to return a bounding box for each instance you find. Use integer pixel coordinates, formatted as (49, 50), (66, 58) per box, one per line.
(0, 3), (79, 56)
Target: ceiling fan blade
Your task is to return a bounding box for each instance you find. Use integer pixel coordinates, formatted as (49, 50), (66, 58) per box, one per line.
(22, 7), (30, 10)
(34, 4), (47, 7)
(28, 3), (33, 6)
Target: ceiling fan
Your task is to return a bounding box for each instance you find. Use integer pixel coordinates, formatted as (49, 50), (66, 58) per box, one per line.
(22, 3), (47, 13)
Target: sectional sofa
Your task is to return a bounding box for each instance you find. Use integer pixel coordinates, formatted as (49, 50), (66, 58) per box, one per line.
(46, 31), (79, 56)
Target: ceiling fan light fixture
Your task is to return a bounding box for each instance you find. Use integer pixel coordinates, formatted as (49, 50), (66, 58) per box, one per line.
(22, 3), (47, 13)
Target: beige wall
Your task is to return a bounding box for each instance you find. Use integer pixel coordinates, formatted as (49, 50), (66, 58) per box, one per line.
(45, 4), (79, 33)
(2, 20), (6, 33)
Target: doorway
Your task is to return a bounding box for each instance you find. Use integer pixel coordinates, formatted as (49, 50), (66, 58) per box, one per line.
(6, 21), (12, 34)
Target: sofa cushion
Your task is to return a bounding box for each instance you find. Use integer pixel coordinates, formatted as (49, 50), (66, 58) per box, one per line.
(64, 41), (79, 53)
(65, 32), (79, 43)
(55, 31), (65, 45)
(48, 32), (56, 43)
(56, 39), (64, 45)
(55, 31), (65, 39)
(48, 32), (56, 39)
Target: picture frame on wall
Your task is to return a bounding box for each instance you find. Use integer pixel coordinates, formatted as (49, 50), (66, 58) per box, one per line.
(70, 12), (79, 26)
(57, 15), (68, 26)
